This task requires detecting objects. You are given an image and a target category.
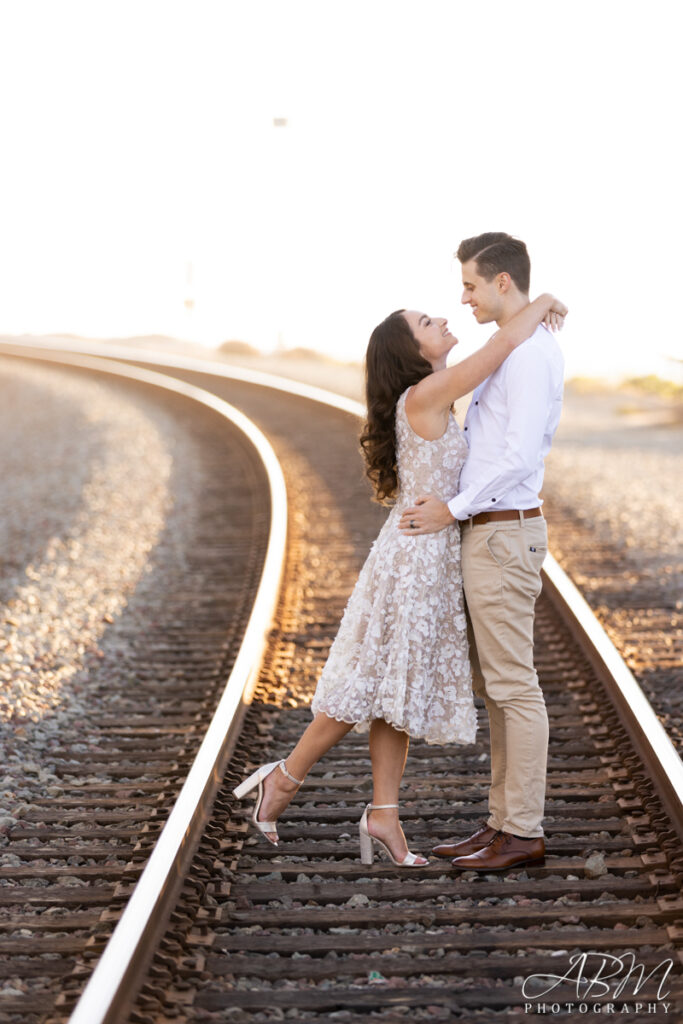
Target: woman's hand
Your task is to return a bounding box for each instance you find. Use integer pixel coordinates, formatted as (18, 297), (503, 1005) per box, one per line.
(543, 296), (568, 333)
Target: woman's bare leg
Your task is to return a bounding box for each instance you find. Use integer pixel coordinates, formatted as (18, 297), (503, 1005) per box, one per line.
(366, 718), (426, 863)
(257, 712), (354, 841)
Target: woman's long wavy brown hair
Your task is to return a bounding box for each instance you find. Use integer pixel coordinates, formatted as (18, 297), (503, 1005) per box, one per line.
(359, 310), (434, 503)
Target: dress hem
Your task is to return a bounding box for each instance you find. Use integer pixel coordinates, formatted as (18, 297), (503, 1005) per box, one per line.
(311, 705), (477, 748)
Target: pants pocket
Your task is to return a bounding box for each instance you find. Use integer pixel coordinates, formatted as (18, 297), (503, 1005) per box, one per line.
(485, 529), (512, 568)
(522, 540), (547, 598)
(525, 543), (547, 570)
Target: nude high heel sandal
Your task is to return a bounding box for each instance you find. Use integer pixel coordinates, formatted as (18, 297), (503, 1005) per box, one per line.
(359, 803), (428, 867)
(232, 760), (304, 845)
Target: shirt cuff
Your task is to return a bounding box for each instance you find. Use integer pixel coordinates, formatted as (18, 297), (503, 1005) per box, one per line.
(448, 489), (507, 521)
(447, 494), (472, 521)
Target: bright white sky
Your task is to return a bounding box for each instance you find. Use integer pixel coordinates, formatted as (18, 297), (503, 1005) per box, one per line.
(1, 0), (681, 380)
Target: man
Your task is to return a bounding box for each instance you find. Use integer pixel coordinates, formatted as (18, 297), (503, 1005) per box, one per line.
(398, 232), (565, 870)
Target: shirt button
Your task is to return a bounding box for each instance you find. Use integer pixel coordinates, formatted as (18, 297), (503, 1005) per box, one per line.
(464, 427), (468, 431)
(475, 401), (479, 405)
(491, 498), (496, 502)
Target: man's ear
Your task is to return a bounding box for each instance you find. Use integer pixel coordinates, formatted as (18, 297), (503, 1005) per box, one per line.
(496, 272), (512, 293)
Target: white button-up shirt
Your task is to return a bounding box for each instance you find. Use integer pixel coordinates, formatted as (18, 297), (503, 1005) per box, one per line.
(447, 323), (564, 521)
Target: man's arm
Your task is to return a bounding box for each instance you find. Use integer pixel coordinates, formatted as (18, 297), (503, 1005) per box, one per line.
(398, 346), (554, 535)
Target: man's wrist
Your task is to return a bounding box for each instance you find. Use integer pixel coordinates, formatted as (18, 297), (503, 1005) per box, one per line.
(446, 498), (462, 521)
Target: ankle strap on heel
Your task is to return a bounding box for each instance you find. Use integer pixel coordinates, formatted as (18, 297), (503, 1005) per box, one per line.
(369, 803), (398, 809)
(279, 760), (304, 786)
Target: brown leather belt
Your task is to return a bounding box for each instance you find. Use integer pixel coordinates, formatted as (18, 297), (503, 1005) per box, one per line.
(467, 507), (543, 527)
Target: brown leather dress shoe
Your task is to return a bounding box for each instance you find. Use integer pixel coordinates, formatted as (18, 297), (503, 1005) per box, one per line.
(451, 830), (545, 871)
(432, 824), (499, 859)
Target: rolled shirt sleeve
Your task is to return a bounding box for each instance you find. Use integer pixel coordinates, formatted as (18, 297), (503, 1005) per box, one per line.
(447, 345), (554, 521)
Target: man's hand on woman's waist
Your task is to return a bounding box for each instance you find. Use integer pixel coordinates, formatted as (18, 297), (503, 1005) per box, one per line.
(398, 495), (456, 536)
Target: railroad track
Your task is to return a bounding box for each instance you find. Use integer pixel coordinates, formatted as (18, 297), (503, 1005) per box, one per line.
(542, 491), (683, 759)
(0, 353), (283, 1023)
(0, 342), (682, 1023)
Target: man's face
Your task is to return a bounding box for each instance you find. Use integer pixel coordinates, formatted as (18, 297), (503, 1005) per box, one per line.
(460, 259), (504, 324)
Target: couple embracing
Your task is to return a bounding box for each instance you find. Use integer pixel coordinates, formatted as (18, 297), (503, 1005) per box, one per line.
(234, 232), (566, 872)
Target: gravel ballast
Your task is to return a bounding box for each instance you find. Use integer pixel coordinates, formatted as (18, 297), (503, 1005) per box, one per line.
(0, 358), (173, 724)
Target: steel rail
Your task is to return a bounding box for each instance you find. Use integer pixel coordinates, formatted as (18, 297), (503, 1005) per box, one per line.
(0, 346), (288, 1024)
(2, 338), (682, 1015)
(542, 556), (683, 840)
(0, 336), (363, 416)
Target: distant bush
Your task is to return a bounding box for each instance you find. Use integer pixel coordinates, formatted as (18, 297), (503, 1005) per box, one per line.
(624, 375), (683, 401)
(565, 377), (611, 394)
(218, 340), (262, 358)
(566, 375), (683, 401)
(278, 346), (336, 363)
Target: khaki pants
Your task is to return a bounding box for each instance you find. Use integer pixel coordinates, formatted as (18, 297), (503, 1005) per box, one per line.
(462, 515), (549, 838)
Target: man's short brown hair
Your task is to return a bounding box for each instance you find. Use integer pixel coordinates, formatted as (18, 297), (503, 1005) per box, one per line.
(456, 232), (530, 295)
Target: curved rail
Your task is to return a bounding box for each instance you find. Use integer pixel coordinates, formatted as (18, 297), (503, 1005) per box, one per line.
(0, 346), (288, 1024)
(542, 557), (683, 840)
(0, 336), (363, 416)
(2, 338), (682, 1019)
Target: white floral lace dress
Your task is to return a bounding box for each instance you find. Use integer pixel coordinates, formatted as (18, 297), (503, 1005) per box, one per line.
(311, 387), (477, 746)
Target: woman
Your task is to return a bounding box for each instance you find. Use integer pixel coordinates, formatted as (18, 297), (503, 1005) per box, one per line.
(233, 293), (566, 866)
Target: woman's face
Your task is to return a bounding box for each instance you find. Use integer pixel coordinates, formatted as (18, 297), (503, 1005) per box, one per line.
(402, 310), (458, 368)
